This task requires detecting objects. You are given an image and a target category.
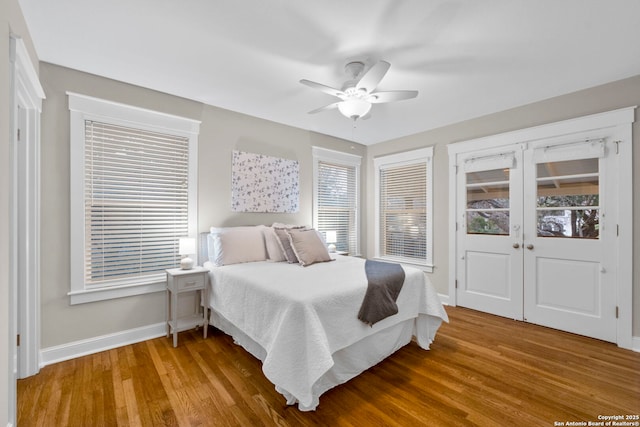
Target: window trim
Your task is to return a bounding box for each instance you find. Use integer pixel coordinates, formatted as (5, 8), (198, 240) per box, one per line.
(68, 92), (200, 304)
(312, 146), (362, 256)
(374, 147), (434, 272)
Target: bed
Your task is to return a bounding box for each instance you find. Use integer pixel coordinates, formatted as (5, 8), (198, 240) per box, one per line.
(199, 225), (448, 411)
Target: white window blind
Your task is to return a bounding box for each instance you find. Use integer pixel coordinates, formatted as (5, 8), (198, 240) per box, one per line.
(83, 120), (189, 286)
(374, 147), (433, 270)
(316, 160), (358, 254)
(379, 162), (427, 262)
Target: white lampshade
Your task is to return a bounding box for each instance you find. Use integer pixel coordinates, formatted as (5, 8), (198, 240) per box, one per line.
(325, 230), (337, 253)
(338, 99), (371, 120)
(179, 237), (196, 255)
(325, 230), (337, 244)
(179, 237), (196, 269)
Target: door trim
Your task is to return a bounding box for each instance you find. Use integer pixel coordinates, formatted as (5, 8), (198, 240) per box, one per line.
(448, 106), (636, 349)
(9, 35), (45, 381)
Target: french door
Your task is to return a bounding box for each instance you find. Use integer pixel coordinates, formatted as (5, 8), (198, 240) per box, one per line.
(456, 149), (523, 320)
(521, 136), (616, 341)
(455, 136), (618, 343)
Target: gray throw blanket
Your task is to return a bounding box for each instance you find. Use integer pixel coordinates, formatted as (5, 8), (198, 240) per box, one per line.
(358, 259), (405, 326)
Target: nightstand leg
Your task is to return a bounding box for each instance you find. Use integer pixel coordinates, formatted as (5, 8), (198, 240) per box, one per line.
(165, 288), (170, 338)
(172, 290), (178, 347)
(203, 309), (208, 339)
(203, 287), (209, 339)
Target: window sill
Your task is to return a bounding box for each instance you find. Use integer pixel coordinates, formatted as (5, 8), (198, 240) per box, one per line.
(373, 257), (434, 273)
(68, 279), (166, 305)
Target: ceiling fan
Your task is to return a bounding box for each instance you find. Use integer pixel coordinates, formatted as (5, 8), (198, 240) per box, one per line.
(300, 60), (418, 121)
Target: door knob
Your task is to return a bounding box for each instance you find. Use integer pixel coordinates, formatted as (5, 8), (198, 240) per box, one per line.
(526, 244), (534, 250)
(512, 243), (520, 249)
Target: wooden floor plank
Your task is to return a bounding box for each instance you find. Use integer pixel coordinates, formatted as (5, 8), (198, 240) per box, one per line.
(18, 307), (640, 426)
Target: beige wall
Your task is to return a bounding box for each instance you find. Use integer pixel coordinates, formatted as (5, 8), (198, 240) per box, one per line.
(365, 74), (640, 336)
(197, 104), (366, 231)
(38, 62), (364, 348)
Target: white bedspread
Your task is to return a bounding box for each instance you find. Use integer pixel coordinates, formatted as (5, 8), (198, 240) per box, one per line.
(204, 255), (448, 409)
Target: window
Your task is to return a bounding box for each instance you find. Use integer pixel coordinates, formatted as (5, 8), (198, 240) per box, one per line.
(466, 168), (511, 236)
(68, 93), (200, 304)
(312, 147), (361, 256)
(536, 159), (600, 239)
(374, 147), (433, 271)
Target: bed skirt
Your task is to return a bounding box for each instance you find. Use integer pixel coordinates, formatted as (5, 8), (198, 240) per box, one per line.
(209, 309), (443, 411)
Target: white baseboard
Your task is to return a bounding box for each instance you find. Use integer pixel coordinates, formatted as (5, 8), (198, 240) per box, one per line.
(437, 293), (450, 306)
(40, 322), (166, 367)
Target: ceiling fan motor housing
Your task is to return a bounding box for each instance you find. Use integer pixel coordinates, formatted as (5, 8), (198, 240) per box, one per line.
(344, 61), (365, 79)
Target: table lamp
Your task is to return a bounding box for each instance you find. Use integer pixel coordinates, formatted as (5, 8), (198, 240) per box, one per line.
(179, 237), (196, 269)
(325, 230), (337, 253)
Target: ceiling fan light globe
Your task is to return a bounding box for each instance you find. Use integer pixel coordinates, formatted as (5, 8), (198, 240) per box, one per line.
(338, 99), (371, 120)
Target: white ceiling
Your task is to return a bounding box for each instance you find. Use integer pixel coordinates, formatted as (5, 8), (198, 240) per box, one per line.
(18, 0), (640, 145)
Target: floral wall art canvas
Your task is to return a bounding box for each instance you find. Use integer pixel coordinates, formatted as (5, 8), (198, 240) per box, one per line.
(231, 150), (300, 213)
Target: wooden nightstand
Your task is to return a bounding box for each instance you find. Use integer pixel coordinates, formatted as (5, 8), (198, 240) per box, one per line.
(165, 266), (209, 347)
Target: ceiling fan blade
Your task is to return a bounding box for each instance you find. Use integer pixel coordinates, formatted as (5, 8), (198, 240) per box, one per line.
(307, 102), (341, 114)
(368, 90), (419, 104)
(356, 61), (391, 93)
(300, 79), (345, 98)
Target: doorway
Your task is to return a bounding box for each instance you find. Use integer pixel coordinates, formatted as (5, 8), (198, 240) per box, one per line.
(448, 108), (634, 348)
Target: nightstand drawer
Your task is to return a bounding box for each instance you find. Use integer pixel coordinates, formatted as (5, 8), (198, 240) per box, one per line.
(175, 274), (205, 291)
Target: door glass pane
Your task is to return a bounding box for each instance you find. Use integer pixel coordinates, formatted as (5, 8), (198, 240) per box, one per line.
(466, 168), (510, 235)
(536, 159), (599, 239)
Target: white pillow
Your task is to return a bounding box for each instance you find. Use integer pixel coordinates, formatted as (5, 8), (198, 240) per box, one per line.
(208, 225), (268, 266)
(286, 228), (333, 267)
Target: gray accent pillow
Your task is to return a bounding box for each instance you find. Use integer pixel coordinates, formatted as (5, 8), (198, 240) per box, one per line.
(273, 228), (299, 263)
(286, 228), (333, 267)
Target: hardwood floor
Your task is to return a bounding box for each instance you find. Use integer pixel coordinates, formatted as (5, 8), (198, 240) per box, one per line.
(18, 306), (640, 426)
